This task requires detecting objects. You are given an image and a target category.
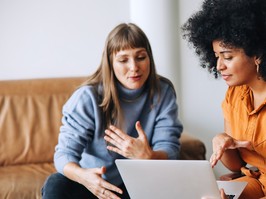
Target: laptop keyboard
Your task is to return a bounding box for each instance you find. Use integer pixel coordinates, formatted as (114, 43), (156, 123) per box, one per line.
(226, 195), (235, 199)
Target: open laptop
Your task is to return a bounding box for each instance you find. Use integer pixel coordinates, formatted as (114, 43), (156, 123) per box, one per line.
(115, 159), (229, 199)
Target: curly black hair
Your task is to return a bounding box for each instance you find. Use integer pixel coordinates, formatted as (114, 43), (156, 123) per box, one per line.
(182, 0), (266, 81)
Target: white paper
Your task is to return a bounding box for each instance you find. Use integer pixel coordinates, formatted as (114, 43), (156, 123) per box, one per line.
(216, 181), (247, 199)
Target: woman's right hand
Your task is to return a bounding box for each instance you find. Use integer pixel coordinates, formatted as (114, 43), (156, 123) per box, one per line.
(64, 163), (122, 199)
(210, 133), (235, 167)
(210, 133), (252, 168)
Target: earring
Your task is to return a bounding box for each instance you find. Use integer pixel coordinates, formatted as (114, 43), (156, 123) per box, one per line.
(256, 62), (261, 80)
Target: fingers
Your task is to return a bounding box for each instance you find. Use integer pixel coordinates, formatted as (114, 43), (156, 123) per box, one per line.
(210, 148), (223, 167)
(135, 121), (145, 139)
(99, 182), (123, 199)
(210, 134), (228, 167)
(104, 125), (128, 157)
(100, 166), (106, 174)
(97, 186), (122, 199)
(104, 121), (145, 143)
(220, 188), (228, 199)
(104, 125), (127, 145)
(88, 166), (106, 179)
(210, 153), (218, 168)
(104, 121), (150, 159)
(104, 127), (124, 148)
(108, 125), (127, 139)
(201, 188), (227, 199)
(95, 167), (123, 198)
(82, 167), (122, 199)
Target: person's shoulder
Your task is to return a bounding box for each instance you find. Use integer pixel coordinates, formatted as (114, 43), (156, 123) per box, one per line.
(158, 75), (176, 94)
(73, 84), (97, 97)
(66, 84), (101, 106)
(158, 75), (174, 88)
(62, 84), (102, 119)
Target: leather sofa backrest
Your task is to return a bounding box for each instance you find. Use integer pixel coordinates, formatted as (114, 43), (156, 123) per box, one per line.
(0, 77), (86, 166)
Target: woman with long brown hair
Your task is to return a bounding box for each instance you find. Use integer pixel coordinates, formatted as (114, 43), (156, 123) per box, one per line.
(42, 23), (182, 199)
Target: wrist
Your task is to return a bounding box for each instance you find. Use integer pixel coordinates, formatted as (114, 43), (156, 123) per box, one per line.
(63, 162), (84, 184)
(149, 150), (168, 159)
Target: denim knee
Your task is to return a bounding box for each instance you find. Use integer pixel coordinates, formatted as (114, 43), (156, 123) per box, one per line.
(41, 172), (95, 199)
(41, 173), (72, 199)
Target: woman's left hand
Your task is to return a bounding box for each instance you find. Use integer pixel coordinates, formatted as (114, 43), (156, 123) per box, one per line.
(104, 121), (153, 159)
(201, 188), (227, 199)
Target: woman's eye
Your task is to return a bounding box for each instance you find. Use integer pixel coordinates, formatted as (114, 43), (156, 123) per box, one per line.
(224, 57), (232, 60)
(136, 56), (146, 61)
(118, 59), (127, 63)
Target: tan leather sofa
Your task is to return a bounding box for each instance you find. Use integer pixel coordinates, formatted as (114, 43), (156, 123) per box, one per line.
(0, 77), (206, 199)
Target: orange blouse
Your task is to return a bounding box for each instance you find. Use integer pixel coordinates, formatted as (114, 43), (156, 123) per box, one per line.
(222, 85), (266, 192)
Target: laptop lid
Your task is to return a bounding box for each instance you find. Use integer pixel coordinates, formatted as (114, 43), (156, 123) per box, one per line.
(115, 159), (221, 199)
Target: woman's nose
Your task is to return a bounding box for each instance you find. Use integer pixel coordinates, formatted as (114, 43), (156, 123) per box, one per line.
(216, 58), (225, 71)
(129, 60), (139, 71)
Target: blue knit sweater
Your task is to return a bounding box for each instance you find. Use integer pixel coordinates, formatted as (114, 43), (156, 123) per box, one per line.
(54, 79), (183, 185)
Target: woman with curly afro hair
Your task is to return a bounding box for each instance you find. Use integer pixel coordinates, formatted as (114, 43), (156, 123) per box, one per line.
(182, 0), (266, 198)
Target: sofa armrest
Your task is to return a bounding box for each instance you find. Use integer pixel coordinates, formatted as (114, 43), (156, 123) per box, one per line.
(179, 133), (206, 160)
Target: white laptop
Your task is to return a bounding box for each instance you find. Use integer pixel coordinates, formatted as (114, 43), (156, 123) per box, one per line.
(115, 159), (246, 199)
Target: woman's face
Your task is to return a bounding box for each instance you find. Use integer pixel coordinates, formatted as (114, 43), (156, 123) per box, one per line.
(213, 40), (258, 87)
(112, 47), (150, 89)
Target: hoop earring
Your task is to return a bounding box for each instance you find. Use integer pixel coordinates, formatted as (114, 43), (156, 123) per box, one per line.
(256, 63), (261, 80)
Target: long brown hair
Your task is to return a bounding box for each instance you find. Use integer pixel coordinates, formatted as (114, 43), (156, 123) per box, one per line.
(82, 23), (160, 128)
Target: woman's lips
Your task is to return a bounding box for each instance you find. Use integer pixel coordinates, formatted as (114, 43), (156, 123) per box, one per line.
(221, 74), (231, 81)
(129, 75), (141, 81)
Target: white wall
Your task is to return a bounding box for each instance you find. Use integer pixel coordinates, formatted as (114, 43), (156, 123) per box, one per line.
(0, 0), (130, 80)
(178, 0), (229, 177)
(129, 0), (180, 101)
(0, 0), (230, 177)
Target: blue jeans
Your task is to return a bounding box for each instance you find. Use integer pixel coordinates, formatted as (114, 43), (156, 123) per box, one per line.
(41, 173), (130, 199)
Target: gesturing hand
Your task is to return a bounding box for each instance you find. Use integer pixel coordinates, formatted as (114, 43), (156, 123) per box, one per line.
(210, 133), (253, 167)
(64, 164), (122, 199)
(104, 121), (153, 159)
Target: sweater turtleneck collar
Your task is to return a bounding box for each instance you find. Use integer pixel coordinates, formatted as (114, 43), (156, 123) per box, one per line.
(116, 82), (147, 102)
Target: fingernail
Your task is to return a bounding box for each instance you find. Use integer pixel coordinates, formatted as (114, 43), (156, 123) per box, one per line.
(109, 125), (114, 130)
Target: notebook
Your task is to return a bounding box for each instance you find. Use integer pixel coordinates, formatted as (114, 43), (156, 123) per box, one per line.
(115, 159), (245, 199)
